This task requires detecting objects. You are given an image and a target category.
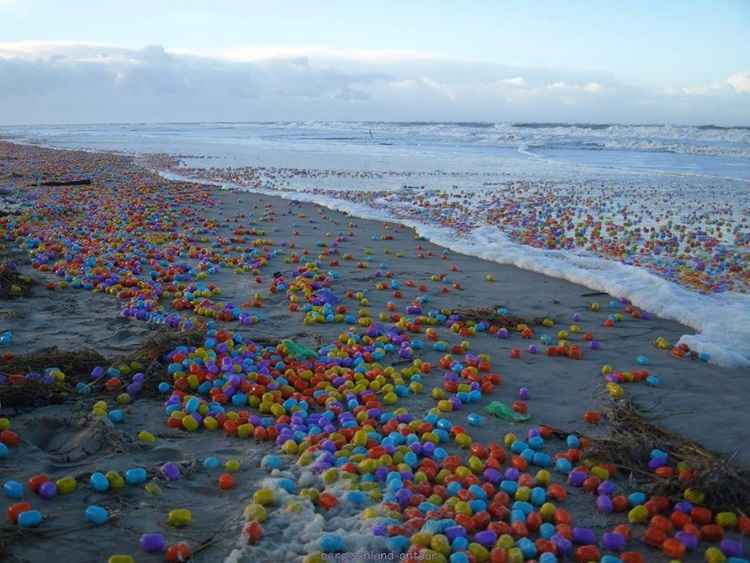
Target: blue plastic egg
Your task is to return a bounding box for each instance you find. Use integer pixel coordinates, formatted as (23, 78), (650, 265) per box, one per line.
(3, 480), (24, 498)
(18, 510), (43, 528)
(90, 472), (110, 492)
(125, 468), (147, 485)
(85, 505), (109, 525)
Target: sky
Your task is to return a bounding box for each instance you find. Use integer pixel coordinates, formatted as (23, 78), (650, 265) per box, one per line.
(0, 0), (748, 125)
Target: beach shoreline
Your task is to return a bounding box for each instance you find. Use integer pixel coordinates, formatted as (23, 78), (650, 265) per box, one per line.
(1, 141), (748, 562)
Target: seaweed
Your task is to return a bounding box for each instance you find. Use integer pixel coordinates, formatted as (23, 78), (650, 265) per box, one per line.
(0, 348), (106, 380)
(108, 326), (207, 397)
(0, 326), (208, 407)
(116, 325), (206, 367)
(450, 306), (529, 328)
(583, 400), (750, 513)
(0, 380), (70, 409)
(0, 265), (34, 299)
(0, 348), (106, 409)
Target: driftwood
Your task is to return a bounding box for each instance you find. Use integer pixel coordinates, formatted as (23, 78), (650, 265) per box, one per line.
(38, 178), (92, 187)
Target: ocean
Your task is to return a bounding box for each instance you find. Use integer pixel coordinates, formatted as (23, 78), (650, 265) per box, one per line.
(3, 121), (750, 182)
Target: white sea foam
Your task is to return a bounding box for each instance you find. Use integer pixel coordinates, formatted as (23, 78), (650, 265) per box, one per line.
(224, 461), (390, 563)
(272, 121), (750, 158)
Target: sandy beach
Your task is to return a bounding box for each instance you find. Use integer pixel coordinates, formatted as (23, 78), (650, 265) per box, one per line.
(1, 141), (749, 562)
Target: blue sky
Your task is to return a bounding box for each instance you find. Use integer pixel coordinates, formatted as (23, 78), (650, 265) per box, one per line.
(1, 0), (749, 124)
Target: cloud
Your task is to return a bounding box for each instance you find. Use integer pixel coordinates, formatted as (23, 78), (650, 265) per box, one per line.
(0, 42), (747, 125)
(660, 77), (746, 99)
(547, 81), (605, 93)
(728, 72), (750, 94)
(679, 84), (724, 96)
(582, 82), (604, 94)
(188, 45), (439, 64)
(500, 76), (528, 88)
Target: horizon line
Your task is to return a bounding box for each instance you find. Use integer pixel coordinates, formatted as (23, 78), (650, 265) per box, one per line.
(2, 120), (749, 129)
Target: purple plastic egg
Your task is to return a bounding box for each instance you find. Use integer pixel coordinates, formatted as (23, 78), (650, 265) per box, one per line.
(504, 468), (520, 481)
(445, 525), (467, 541)
(483, 468), (501, 483)
(38, 481), (57, 500)
(596, 495), (613, 513)
(675, 501), (693, 513)
(551, 534), (573, 555)
(720, 539), (743, 557)
(597, 480), (616, 495)
(568, 470), (587, 487)
(474, 530), (497, 547)
(140, 532), (166, 553)
(601, 532), (625, 552)
(675, 531), (698, 551)
(161, 462), (181, 481)
(395, 488), (412, 506)
(572, 527), (596, 545)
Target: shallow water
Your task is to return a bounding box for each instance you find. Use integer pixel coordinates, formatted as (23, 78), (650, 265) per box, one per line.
(3, 121), (750, 181)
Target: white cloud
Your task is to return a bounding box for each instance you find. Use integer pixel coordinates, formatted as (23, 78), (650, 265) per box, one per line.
(680, 83), (724, 96)
(547, 81), (605, 94)
(0, 41), (125, 61)
(658, 73), (750, 98)
(728, 72), (750, 94)
(420, 77), (456, 101)
(184, 45), (440, 64)
(583, 82), (604, 94)
(500, 76), (528, 88)
(0, 42), (747, 125)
